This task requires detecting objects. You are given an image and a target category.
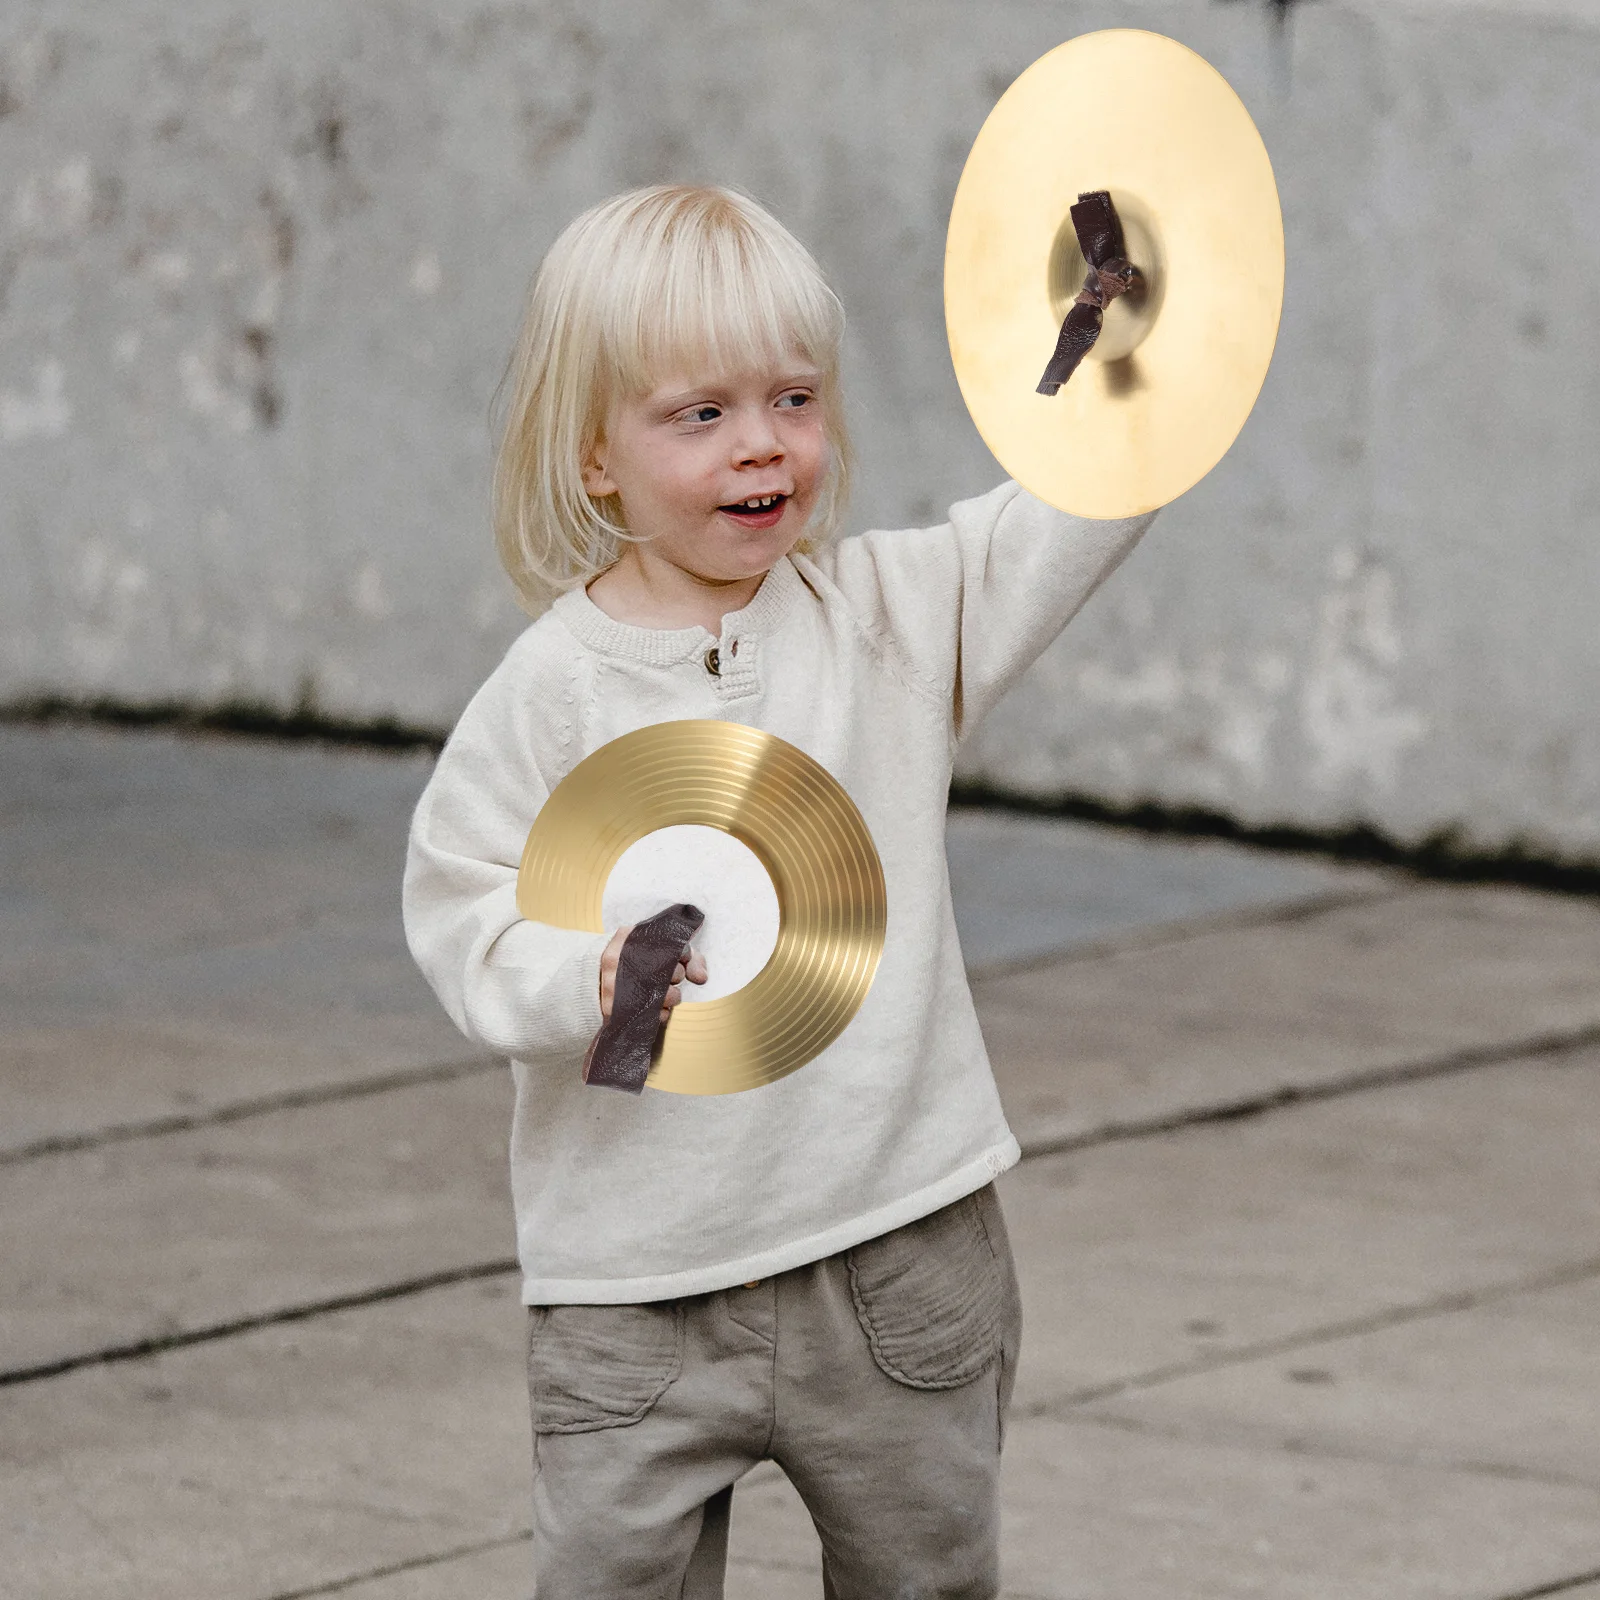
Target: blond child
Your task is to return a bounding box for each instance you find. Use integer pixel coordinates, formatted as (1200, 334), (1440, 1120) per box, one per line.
(403, 184), (1154, 1598)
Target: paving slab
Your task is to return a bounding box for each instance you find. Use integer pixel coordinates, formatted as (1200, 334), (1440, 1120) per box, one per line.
(0, 727), (434, 1002)
(1082, 1273), (1600, 1490)
(996, 1412), (1600, 1600)
(944, 806), (1391, 975)
(977, 883), (1600, 1150)
(0, 725), (472, 1154)
(0, 1069), (515, 1375)
(0, 1279), (532, 1600)
(997, 1048), (1600, 1411)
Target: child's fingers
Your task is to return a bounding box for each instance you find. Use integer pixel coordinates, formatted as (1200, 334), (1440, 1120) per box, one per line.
(685, 950), (708, 985)
(660, 981), (682, 1021)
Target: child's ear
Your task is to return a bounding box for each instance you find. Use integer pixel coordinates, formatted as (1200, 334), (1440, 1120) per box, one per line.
(581, 436), (617, 499)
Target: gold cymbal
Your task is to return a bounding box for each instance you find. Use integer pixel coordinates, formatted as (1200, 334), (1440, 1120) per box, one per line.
(945, 29), (1284, 517)
(517, 720), (886, 1095)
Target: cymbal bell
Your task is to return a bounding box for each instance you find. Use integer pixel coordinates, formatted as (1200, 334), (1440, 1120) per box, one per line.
(945, 29), (1285, 518)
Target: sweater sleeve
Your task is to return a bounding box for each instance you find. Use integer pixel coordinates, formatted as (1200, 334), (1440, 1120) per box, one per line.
(401, 640), (608, 1066)
(816, 481), (1155, 738)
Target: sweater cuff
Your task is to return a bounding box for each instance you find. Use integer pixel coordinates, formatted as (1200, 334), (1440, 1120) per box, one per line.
(535, 931), (609, 1060)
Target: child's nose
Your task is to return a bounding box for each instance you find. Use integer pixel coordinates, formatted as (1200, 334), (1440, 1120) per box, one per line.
(731, 411), (783, 466)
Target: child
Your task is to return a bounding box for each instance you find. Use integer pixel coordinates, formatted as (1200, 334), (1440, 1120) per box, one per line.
(403, 184), (1154, 1598)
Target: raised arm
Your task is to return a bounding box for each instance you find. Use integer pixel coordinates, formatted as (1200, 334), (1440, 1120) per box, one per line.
(814, 481), (1155, 740)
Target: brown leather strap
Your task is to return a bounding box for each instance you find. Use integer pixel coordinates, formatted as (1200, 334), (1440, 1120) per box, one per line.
(1036, 190), (1140, 396)
(582, 903), (705, 1094)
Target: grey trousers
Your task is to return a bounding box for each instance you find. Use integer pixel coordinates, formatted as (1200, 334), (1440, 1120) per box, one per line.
(525, 1183), (1023, 1600)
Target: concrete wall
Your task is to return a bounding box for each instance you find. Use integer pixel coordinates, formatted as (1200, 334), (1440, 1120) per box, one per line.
(3, 0), (1597, 854)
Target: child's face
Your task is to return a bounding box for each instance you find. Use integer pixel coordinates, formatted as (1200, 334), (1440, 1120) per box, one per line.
(583, 361), (827, 585)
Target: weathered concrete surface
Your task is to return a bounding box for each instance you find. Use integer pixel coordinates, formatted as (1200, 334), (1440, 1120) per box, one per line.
(0, 1280), (534, 1600)
(0, 726), (474, 1153)
(996, 1414), (1600, 1600)
(978, 884), (1600, 1150)
(946, 805), (1391, 975)
(1000, 1050), (1600, 1411)
(2, 2), (1598, 854)
(1087, 1273), (1600, 1487)
(6, 727), (1600, 1597)
(0, 1070), (514, 1374)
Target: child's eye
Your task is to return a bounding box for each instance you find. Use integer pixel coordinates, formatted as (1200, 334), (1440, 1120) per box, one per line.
(777, 391), (812, 410)
(685, 405), (721, 424)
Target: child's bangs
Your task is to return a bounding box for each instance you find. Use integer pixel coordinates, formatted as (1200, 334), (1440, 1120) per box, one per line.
(603, 207), (841, 398)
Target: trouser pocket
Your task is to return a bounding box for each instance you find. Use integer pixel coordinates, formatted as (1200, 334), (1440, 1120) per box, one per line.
(846, 1189), (1006, 1390)
(526, 1301), (684, 1433)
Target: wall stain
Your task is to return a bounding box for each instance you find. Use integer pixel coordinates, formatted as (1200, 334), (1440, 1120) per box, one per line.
(520, 22), (601, 168)
(0, 27), (69, 121)
(259, 186), (296, 271)
(240, 325), (282, 429)
(316, 110), (346, 167)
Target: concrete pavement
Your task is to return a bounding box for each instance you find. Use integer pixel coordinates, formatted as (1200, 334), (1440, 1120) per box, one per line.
(3, 723), (1598, 1598)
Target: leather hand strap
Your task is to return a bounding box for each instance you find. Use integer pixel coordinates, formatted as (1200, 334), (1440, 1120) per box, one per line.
(583, 903), (705, 1094)
(1037, 190), (1141, 396)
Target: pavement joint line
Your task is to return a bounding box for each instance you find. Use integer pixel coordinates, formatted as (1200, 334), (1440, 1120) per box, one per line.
(1015, 1018), (1600, 1162)
(967, 878), (1415, 984)
(1021, 1250), (1600, 1418)
(1055, 1406), (1600, 1494)
(254, 1530), (531, 1600)
(1492, 1568), (1600, 1600)
(0, 1052), (502, 1167)
(0, 1257), (520, 1390)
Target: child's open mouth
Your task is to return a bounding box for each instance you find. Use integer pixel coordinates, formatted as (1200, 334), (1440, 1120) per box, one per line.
(718, 493), (789, 530)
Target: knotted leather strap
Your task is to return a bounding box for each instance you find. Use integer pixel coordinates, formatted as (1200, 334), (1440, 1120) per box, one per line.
(583, 903), (705, 1094)
(1037, 190), (1141, 396)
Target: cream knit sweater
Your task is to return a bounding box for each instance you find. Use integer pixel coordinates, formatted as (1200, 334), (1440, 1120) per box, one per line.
(403, 481), (1154, 1302)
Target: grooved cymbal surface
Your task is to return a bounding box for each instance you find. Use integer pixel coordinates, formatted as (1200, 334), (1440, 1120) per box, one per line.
(517, 721), (887, 1095)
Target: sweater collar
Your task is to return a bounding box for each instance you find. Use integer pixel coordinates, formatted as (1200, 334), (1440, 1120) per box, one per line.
(553, 556), (803, 665)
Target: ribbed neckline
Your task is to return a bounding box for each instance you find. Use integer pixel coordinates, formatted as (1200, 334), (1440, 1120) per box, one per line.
(553, 556), (803, 665)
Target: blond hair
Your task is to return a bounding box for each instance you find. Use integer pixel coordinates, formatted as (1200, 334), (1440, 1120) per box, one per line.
(492, 185), (853, 612)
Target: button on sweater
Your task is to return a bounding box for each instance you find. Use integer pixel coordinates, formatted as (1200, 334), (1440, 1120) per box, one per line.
(403, 481), (1154, 1303)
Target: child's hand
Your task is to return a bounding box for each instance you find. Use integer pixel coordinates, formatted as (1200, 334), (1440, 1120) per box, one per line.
(599, 926), (709, 1022)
